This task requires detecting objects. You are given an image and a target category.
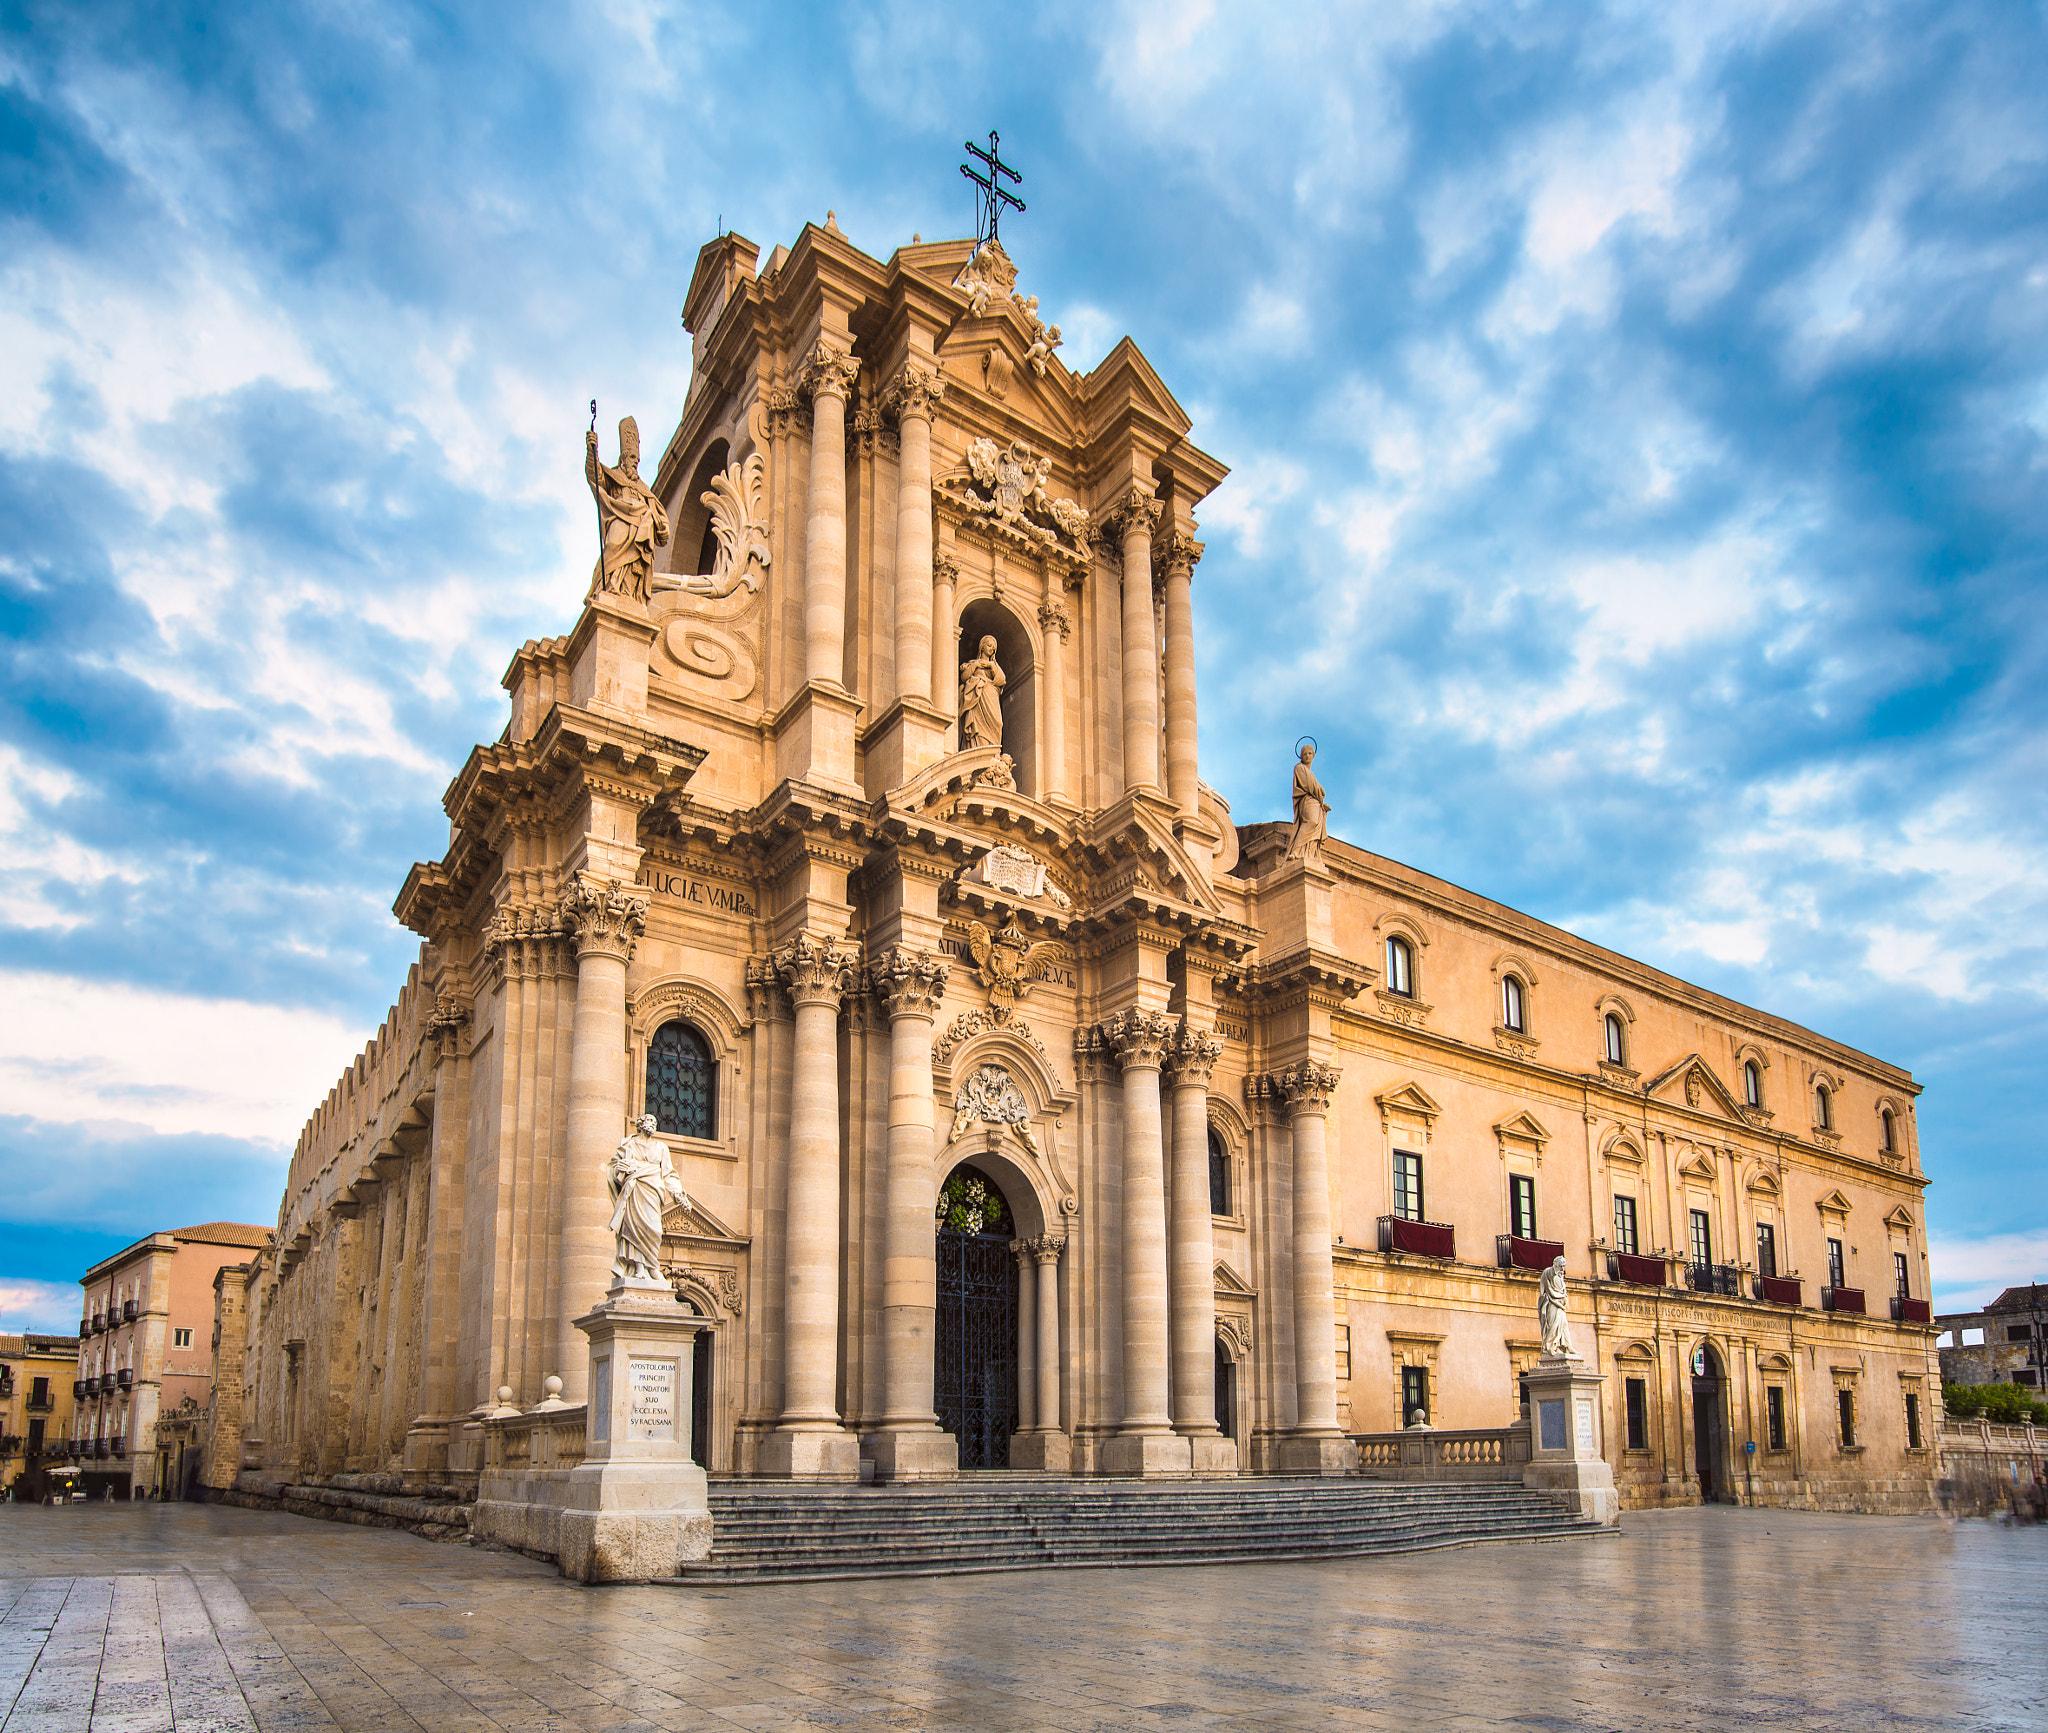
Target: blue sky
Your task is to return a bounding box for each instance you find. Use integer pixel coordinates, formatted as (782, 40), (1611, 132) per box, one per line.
(2, 0), (2043, 1331)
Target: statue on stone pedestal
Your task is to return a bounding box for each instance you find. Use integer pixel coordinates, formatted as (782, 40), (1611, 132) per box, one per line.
(1284, 741), (1327, 865)
(586, 415), (670, 602)
(609, 1114), (690, 1284)
(1539, 1254), (1575, 1358)
(959, 634), (1006, 750)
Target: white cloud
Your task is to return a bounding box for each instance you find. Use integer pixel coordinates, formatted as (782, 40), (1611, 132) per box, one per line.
(1930, 1231), (2048, 1314)
(0, 1278), (83, 1335)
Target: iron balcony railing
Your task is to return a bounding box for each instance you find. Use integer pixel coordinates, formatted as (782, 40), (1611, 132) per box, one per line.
(122, 1301), (137, 1323)
(1823, 1286), (1866, 1315)
(1754, 1275), (1804, 1306)
(1686, 1262), (1741, 1297)
(1891, 1295), (1931, 1324)
(1378, 1216), (1457, 1259)
(1496, 1234), (1567, 1272)
(116, 1368), (134, 1390)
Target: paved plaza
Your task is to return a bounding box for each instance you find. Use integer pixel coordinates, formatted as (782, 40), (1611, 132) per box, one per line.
(1, 1502), (2041, 1731)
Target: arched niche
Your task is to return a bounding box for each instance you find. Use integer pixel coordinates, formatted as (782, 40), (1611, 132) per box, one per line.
(957, 595), (1037, 797)
(668, 437), (730, 577)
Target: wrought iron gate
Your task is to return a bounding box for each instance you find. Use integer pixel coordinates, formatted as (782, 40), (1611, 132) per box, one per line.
(935, 1226), (1019, 1469)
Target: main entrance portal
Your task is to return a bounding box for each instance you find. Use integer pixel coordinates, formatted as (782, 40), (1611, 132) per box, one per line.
(936, 1165), (1019, 1469)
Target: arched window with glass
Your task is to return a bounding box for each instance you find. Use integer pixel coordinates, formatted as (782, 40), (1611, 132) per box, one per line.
(1743, 1061), (1762, 1108)
(1814, 1083), (1832, 1131)
(1385, 936), (1413, 998)
(645, 1019), (716, 1140)
(1880, 1107), (1896, 1152)
(1502, 976), (1525, 1033)
(1604, 1013), (1625, 1066)
(1208, 1127), (1231, 1217)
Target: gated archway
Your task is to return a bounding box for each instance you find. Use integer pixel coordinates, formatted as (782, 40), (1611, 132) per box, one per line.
(935, 1164), (1020, 1469)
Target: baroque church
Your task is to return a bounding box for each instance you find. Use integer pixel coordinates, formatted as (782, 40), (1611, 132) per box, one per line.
(210, 217), (1940, 1513)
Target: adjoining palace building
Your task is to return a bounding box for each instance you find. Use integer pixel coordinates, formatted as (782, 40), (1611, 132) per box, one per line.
(215, 219), (1939, 1513)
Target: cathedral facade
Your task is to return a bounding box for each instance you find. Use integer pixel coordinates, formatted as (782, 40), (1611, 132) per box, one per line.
(217, 221), (1939, 1511)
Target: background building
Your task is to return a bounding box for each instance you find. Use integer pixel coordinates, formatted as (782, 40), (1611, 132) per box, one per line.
(212, 218), (1938, 1515)
(1, 1333), (77, 1500)
(73, 1223), (272, 1497)
(1939, 1286), (2048, 1391)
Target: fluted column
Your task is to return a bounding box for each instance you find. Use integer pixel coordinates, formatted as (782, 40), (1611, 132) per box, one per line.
(884, 366), (945, 707)
(762, 932), (860, 1480)
(1114, 491), (1163, 794)
(1166, 1024), (1232, 1468)
(1275, 1060), (1356, 1474)
(555, 878), (646, 1401)
(932, 554), (960, 731)
(800, 344), (860, 688)
(868, 947), (957, 1481)
(1038, 596), (1070, 801)
(1158, 531), (1204, 820)
(1101, 1010), (1189, 1475)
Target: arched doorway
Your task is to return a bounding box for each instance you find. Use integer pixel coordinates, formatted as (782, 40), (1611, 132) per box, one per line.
(936, 1164), (1020, 1469)
(1691, 1341), (1729, 1504)
(1214, 1338), (1236, 1441)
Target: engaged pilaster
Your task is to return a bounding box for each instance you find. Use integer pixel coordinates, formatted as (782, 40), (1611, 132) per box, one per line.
(1157, 531), (1204, 820)
(555, 877), (647, 1403)
(1166, 1023), (1236, 1472)
(868, 946), (958, 1481)
(1100, 1009), (1191, 1476)
(1271, 1059), (1357, 1475)
(760, 931), (861, 1480)
(882, 366), (945, 707)
(798, 343), (861, 688)
(1038, 595), (1071, 803)
(1112, 490), (1164, 794)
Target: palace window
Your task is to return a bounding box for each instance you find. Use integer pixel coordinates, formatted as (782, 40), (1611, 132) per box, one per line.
(2009, 1324), (2037, 1343)
(1827, 1237), (1845, 1290)
(1756, 1223), (1777, 1280)
(1815, 1083), (1832, 1130)
(1386, 936), (1414, 997)
(1743, 1061), (1762, 1108)
(1509, 1174), (1536, 1241)
(646, 1019), (716, 1140)
(1401, 1364), (1428, 1425)
(1766, 1386), (1787, 1451)
(1689, 1209), (1712, 1271)
(1604, 1014), (1625, 1066)
(1881, 1108), (1896, 1152)
(1906, 1392), (1923, 1450)
(1613, 1195), (1638, 1256)
(1208, 1128), (1230, 1217)
(1624, 1378), (1648, 1450)
(1837, 1387), (1856, 1448)
(173, 1328), (192, 1349)
(1393, 1151), (1425, 1222)
(1893, 1252), (1910, 1299)
(1502, 976), (1525, 1033)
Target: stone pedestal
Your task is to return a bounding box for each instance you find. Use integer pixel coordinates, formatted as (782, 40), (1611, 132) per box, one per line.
(1273, 1434), (1358, 1476)
(558, 1280), (712, 1583)
(1520, 1353), (1620, 1526)
(1009, 1430), (1072, 1473)
(1101, 1431), (1194, 1476)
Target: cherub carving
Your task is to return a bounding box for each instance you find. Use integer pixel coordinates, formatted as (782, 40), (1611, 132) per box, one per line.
(966, 913), (1068, 1013)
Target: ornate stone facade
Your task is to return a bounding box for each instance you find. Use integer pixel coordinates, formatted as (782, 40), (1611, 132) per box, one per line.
(215, 218), (1937, 1514)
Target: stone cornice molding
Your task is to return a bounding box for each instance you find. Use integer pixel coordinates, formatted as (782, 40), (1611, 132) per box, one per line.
(1153, 529), (1205, 582)
(797, 342), (860, 404)
(1163, 1023), (1223, 1090)
(774, 932), (860, 1009)
(880, 362), (947, 425)
(874, 946), (949, 1022)
(1101, 1008), (1176, 1073)
(561, 877), (649, 964)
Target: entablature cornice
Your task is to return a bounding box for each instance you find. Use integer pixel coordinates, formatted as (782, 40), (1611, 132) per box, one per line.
(1242, 943), (1375, 1012)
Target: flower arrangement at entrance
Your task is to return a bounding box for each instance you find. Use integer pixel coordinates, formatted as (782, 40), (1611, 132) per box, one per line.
(937, 1170), (1011, 1237)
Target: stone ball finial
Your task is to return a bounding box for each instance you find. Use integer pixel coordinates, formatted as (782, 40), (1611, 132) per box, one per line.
(497, 1386), (513, 1407)
(543, 1375), (563, 1400)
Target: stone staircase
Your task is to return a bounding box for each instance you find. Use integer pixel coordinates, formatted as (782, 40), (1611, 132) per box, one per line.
(677, 1477), (1602, 1583)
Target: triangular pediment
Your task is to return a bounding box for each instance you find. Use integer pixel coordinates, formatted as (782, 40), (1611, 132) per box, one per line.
(663, 1196), (746, 1245)
(1072, 797), (1227, 918)
(1642, 1053), (1747, 1122)
(1815, 1189), (1852, 1218)
(1375, 1081), (1445, 1127)
(1213, 1260), (1256, 1298)
(1883, 1205), (1915, 1231)
(1492, 1110), (1551, 1149)
(1675, 1147), (1718, 1183)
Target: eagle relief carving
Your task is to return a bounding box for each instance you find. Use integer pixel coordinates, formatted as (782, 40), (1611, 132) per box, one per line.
(966, 913), (1068, 1014)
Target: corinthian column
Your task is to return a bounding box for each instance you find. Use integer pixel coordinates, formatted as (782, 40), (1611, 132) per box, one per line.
(555, 878), (646, 1400)
(1115, 491), (1163, 794)
(868, 947), (957, 1481)
(883, 366), (945, 707)
(1101, 1010), (1190, 1475)
(1158, 531), (1204, 820)
(761, 932), (861, 1480)
(1275, 1060), (1357, 1475)
(1038, 595), (1071, 802)
(799, 344), (861, 688)
(1166, 1024), (1234, 1471)
(932, 553), (960, 729)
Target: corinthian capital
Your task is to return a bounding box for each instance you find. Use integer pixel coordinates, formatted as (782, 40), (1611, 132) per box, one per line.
(1104, 489), (1163, 556)
(1275, 1059), (1341, 1118)
(880, 362), (947, 426)
(1036, 599), (1071, 640)
(874, 946), (949, 1022)
(797, 342), (861, 404)
(1101, 1008), (1177, 1072)
(773, 932), (860, 1008)
(561, 877), (648, 963)
(1164, 1023), (1223, 1090)
(1153, 529), (1205, 583)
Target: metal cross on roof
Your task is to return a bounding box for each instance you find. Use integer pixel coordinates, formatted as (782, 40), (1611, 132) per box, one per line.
(960, 131), (1025, 247)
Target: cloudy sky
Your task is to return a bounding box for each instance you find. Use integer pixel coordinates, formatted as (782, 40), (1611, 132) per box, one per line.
(2, 0), (2043, 1331)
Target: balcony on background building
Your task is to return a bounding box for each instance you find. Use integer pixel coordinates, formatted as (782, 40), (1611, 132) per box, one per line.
(1378, 1216), (1457, 1259)
(1823, 1286), (1866, 1315)
(1606, 1253), (1669, 1288)
(78, 1319), (89, 1339)
(116, 1368), (134, 1390)
(1891, 1295), (1932, 1324)
(25, 1389), (53, 1412)
(93, 1439), (109, 1459)
(0, 1435), (20, 1455)
(72, 1380), (87, 1401)
(1755, 1275), (1804, 1307)
(110, 1439), (126, 1458)
(1686, 1263), (1741, 1297)
(90, 1313), (104, 1335)
(1496, 1234), (1566, 1272)
(122, 1301), (137, 1323)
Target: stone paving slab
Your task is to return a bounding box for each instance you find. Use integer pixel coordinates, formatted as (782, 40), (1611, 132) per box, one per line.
(0, 1502), (2043, 1730)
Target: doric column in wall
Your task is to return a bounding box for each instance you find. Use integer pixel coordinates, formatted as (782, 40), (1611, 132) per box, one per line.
(932, 553), (960, 731)
(1158, 530), (1205, 821)
(868, 947), (957, 1481)
(1273, 1060), (1357, 1474)
(1038, 594), (1071, 802)
(883, 365), (945, 706)
(1165, 1023), (1234, 1470)
(1113, 491), (1164, 794)
(553, 879), (646, 1403)
(1100, 1010), (1190, 1475)
(761, 932), (862, 1480)
(799, 343), (861, 688)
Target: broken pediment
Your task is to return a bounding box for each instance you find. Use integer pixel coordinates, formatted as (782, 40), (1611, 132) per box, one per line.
(1642, 1053), (1747, 1122)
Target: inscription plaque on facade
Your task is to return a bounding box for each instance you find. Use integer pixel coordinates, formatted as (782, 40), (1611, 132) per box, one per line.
(1575, 1398), (1595, 1453)
(591, 1356), (612, 1442)
(629, 1356), (678, 1443)
(1539, 1399), (1566, 1451)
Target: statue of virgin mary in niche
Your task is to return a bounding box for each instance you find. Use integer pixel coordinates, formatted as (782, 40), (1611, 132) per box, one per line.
(959, 635), (1006, 750)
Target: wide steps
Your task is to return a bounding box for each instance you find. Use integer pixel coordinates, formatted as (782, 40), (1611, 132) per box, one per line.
(681, 1479), (1599, 1583)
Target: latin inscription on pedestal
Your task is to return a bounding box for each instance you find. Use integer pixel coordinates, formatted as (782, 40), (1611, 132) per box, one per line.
(592, 1357), (612, 1443)
(1576, 1399), (1595, 1453)
(629, 1356), (678, 1443)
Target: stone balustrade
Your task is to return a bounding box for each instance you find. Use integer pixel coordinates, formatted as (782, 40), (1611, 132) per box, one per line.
(473, 1404), (591, 1560)
(1350, 1424), (1533, 1482)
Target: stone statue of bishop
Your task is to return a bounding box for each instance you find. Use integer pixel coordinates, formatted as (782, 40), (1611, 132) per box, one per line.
(586, 415), (670, 602)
